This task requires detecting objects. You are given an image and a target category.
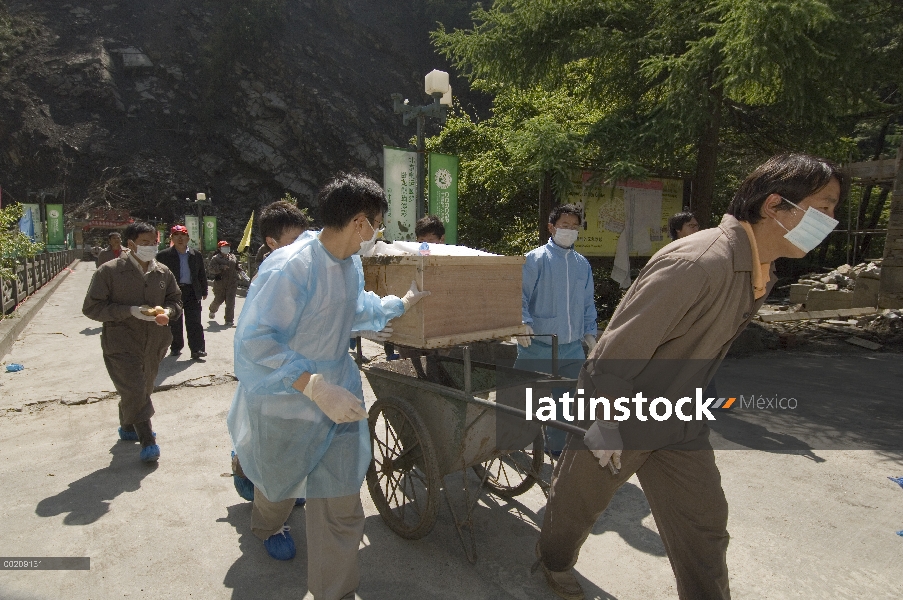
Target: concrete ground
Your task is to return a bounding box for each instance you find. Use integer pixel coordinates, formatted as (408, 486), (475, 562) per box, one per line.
(0, 259), (901, 599)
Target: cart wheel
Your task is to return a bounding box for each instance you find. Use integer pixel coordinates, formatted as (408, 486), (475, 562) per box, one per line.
(366, 396), (441, 539)
(473, 432), (544, 498)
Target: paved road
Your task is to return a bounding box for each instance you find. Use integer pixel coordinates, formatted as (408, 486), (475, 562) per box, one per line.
(0, 260), (900, 599)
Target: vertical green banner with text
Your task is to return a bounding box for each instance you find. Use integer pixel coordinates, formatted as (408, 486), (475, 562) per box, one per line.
(428, 153), (459, 244)
(202, 216), (218, 251)
(184, 216), (200, 250)
(383, 146), (419, 242)
(46, 204), (65, 249)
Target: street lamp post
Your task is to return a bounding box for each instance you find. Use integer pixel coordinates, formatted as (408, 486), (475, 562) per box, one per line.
(391, 69), (452, 221)
(194, 192), (211, 251)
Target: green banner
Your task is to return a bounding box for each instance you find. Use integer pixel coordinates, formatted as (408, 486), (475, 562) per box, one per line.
(427, 153), (459, 244)
(383, 146), (419, 242)
(184, 216), (200, 250)
(202, 216), (218, 251)
(46, 204), (65, 247)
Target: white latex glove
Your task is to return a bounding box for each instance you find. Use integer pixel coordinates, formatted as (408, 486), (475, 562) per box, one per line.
(303, 374), (368, 423)
(583, 420), (623, 474)
(516, 324), (534, 347)
(130, 306), (159, 322)
(358, 325), (393, 342)
(400, 280), (430, 311)
(583, 334), (596, 352)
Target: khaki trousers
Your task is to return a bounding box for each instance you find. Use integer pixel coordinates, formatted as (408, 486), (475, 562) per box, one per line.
(538, 434), (731, 600)
(252, 487), (365, 600)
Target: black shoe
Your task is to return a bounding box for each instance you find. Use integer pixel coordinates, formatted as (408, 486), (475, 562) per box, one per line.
(196, 351), (207, 357)
(170, 349), (182, 356)
(225, 321), (234, 327)
(191, 352), (205, 361)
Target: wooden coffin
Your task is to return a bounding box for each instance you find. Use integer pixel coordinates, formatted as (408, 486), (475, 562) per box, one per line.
(361, 255), (527, 348)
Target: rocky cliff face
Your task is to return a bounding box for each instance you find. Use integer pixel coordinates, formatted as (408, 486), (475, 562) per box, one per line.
(0, 0), (467, 241)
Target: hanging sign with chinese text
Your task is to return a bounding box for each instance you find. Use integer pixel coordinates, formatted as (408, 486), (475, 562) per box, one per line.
(383, 146), (419, 242)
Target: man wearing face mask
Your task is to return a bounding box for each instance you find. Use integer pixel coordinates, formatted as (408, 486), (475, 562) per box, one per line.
(227, 173), (428, 597)
(534, 154), (845, 600)
(207, 240), (243, 326)
(83, 222), (182, 463)
(516, 204), (598, 455)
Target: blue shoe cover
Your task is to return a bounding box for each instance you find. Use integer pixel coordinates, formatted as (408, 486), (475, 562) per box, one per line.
(263, 526), (296, 560)
(119, 428), (155, 442)
(140, 444), (160, 463)
(233, 475), (255, 501)
(118, 427), (139, 441)
(295, 497), (306, 507)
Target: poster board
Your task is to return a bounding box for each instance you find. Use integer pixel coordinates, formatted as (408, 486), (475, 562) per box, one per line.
(565, 172), (683, 257)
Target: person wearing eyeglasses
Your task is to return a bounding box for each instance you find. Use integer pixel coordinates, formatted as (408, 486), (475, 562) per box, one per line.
(227, 173), (428, 599)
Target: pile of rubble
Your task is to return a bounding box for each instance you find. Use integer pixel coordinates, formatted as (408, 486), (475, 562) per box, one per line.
(858, 309), (903, 334)
(789, 261), (882, 310)
(796, 262), (881, 292)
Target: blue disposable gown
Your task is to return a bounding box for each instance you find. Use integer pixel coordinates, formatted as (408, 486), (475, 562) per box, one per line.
(521, 238), (598, 345)
(227, 234), (404, 501)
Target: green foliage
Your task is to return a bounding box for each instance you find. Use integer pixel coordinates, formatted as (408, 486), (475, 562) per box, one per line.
(0, 1), (18, 65)
(432, 0), (903, 230)
(279, 192), (314, 225)
(0, 204), (45, 281)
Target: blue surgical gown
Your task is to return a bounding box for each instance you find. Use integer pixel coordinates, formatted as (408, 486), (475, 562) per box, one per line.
(521, 238), (597, 345)
(227, 234), (404, 501)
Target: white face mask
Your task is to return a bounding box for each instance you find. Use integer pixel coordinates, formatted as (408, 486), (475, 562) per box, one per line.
(356, 220), (380, 255)
(774, 197), (838, 253)
(553, 227), (579, 247)
(220, 247), (230, 254)
(132, 244), (158, 262)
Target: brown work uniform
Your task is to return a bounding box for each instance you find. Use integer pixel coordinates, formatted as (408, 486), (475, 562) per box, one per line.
(82, 255), (182, 426)
(208, 252), (240, 323)
(95, 246), (122, 267)
(539, 214), (777, 600)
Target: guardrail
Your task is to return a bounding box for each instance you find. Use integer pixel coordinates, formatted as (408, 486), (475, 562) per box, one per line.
(1, 250), (80, 315)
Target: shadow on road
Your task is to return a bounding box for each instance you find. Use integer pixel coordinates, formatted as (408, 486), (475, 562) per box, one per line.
(155, 354), (199, 385)
(78, 327), (102, 336)
(207, 321), (233, 333)
(590, 481), (667, 557)
(35, 442), (156, 525)
(219, 502), (309, 600)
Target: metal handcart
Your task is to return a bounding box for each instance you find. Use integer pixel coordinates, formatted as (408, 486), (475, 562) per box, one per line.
(355, 336), (591, 562)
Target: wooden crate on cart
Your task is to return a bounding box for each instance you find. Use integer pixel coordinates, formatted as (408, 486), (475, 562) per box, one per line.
(361, 255), (527, 348)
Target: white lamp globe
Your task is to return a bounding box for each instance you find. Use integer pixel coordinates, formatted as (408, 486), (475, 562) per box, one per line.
(424, 69), (450, 95)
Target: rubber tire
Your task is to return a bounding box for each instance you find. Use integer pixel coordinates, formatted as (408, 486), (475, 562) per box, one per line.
(366, 396), (441, 540)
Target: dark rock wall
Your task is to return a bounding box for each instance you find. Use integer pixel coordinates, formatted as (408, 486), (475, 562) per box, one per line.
(0, 0), (465, 243)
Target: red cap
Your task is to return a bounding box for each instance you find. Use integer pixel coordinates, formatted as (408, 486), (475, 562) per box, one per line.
(171, 225), (189, 235)
(218, 241), (230, 248)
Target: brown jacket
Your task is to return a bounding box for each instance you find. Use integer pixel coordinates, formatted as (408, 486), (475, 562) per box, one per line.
(95, 247), (122, 267)
(208, 252), (241, 291)
(579, 214), (777, 449)
(82, 255), (183, 357)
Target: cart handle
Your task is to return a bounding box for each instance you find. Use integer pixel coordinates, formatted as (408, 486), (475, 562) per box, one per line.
(462, 393), (619, 475)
